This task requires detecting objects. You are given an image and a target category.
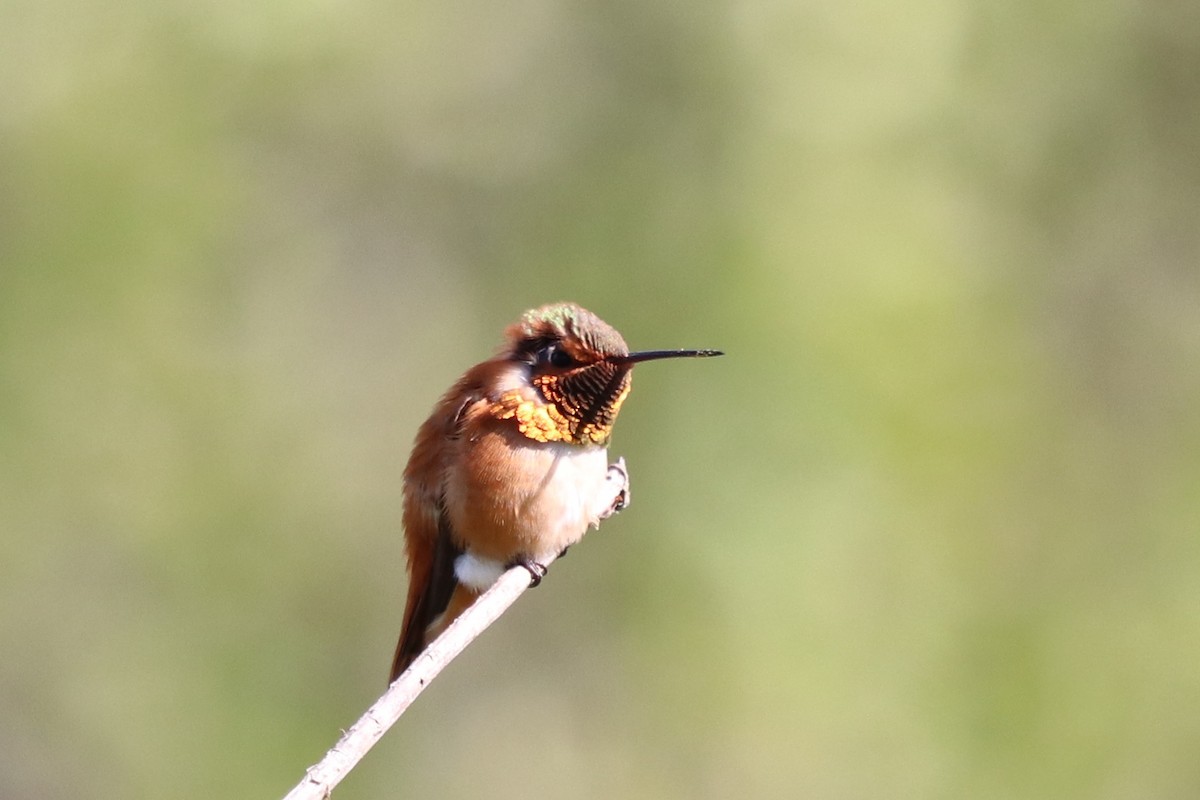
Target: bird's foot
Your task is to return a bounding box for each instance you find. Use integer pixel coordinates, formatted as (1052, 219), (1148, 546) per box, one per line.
(508, 557), (549, 587)
(599, 456), (631, 520)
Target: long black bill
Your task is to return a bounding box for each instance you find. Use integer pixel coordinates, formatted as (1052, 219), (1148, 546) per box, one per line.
(608, 348), (724, 366)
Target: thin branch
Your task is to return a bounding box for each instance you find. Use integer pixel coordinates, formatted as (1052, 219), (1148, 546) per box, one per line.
(280, 564), (542, 800)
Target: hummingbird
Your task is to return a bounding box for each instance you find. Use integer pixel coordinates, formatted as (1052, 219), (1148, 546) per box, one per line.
(389, 302), (722, 681)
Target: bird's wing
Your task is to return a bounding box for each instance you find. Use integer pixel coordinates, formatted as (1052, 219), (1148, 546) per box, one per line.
(389, 389), (476, 682)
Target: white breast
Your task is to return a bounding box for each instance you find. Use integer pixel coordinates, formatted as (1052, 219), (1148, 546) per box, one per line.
(516, 441), (611, 561)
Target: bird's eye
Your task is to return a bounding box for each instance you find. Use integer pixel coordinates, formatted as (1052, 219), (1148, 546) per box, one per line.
(540, 344), (576, 368)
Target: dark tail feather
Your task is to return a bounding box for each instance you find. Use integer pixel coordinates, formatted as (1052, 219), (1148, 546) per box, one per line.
(389, 527), (460, 683)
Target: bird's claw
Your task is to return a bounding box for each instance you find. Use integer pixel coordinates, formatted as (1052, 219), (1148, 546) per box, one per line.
(601, 456), (631, 518)
(508, 558), (548, 587)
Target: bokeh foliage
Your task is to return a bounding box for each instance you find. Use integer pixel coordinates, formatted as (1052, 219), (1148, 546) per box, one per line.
(3, 1), (1199, 798)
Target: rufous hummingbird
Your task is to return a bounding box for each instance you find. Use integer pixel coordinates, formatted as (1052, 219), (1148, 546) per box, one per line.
(389, 302), (722, 681)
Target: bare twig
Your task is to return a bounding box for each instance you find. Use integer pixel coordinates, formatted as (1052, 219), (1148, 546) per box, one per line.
(280, 564), (543, 800)
(280, 457), (631, 797)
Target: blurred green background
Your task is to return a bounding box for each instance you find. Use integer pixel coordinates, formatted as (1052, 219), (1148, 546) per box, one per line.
(4, 1), (1200, 798)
